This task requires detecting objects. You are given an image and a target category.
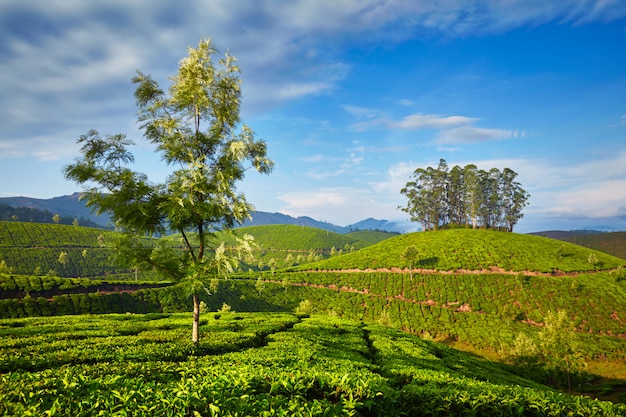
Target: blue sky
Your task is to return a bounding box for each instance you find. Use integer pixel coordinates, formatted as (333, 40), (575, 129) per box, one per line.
(1, 1), (625, 233)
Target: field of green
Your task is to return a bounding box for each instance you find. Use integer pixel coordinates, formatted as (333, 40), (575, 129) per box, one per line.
(1, 221), (626, 413)
(2, 313), (624, 416)
(0, 222), (127, 278)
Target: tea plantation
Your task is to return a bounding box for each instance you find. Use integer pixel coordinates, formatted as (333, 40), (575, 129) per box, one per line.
(1, 221), (626, 415)
(1, 313), (625, 416)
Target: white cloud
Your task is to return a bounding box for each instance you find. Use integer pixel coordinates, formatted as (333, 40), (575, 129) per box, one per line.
(342, 105), (383, 118)
(303, 146), (365, 180)
(347, 111), (521, 145)
(372, 161), (418, 196)
(276, 82), (333, 100)
(436, 127), (524, 144)
(349, 112), (478, 132)
(394, 113), (477, 130)
(397, 99), (415, 106)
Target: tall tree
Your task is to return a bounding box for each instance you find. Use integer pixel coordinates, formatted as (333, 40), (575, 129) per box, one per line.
(463, 164), (481, 229)
(400, 159), (529, 232)
(64, 38), (273, 344)
(500, 168), (530, 232)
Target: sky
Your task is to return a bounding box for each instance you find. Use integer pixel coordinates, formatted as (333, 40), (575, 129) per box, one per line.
(1, 1), (625, 233)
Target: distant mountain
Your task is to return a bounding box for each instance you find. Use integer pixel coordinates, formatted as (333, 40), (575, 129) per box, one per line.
(0, 193), (112, 228)
(0, 194), (412, 234)
(241, 212), (347, 233)
(529, 230), (606, 240)
(346, 217), (418, 234)
(530, 230), (626, 260)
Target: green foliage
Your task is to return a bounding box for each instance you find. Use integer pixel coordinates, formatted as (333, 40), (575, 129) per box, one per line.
(539, 310), (588, 392)
(0, 314), (623, 416)
(295, 299), (313, 316)
(400, 159), (530, 232)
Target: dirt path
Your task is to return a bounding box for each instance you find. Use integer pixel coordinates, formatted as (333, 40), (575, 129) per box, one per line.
(301, 266), (617, 277)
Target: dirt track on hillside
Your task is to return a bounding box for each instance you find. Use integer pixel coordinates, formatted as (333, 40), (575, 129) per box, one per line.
(301, 266), (606, 277)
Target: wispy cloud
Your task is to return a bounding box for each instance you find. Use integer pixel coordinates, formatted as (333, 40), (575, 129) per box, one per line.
(304, 146), (365, 180)
(397, 99), (415, 106)
(394, 113), (477, 130)
(349, 112), (476, 132)
(342, 105), (384, 118)
(347, 110), (521, 145)
(436, 127), (525, 144)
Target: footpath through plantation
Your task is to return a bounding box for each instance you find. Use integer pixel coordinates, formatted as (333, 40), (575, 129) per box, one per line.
(2, 312), (626, 416)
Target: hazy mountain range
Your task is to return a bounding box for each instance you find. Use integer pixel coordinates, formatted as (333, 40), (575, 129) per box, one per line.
(0, 193), (414, 234)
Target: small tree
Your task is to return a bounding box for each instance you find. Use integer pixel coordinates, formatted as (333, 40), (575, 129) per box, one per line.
(52, 214), (61, 224)
(0, 260), (12, 275)
(64, 38), (272, 344)
(538, 310), (586, 393)
(401, 245), (419, 281)
(58, 252), (69, 270)
(255, 277), (266, 295)
(587, 253), (598, 269)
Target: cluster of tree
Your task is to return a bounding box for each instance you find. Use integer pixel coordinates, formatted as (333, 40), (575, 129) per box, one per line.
(0, 204), (104, 229)
(400, 159), (530, 232)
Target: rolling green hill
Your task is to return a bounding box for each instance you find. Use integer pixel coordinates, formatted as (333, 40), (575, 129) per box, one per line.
(166, 224), (397, 271)
(298, 229), (625, 273)
(0, 221), (127, 278)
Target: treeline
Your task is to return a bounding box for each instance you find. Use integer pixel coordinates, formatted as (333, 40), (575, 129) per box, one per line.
(400, 159), (530, 232)
(0, 204), (105, 229)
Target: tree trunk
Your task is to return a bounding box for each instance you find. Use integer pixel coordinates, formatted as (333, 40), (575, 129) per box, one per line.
(192, 292), (200, 344)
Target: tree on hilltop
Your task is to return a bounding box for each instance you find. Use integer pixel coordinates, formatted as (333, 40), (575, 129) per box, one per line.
(64, 37), (273, 344)
(399, 159), (529, 232)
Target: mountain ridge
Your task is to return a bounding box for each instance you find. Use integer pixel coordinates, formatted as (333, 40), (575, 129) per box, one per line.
(0, 193), (415, 234)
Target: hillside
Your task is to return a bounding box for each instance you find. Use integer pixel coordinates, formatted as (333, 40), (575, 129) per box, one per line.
(0, 193), (112, 227)
(234, 224), (395, 251)
(0, 221), (134, 279)
(299, 229), (626, 273)
(561, 232), (626, 260)
(165, 224), (397, 271)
